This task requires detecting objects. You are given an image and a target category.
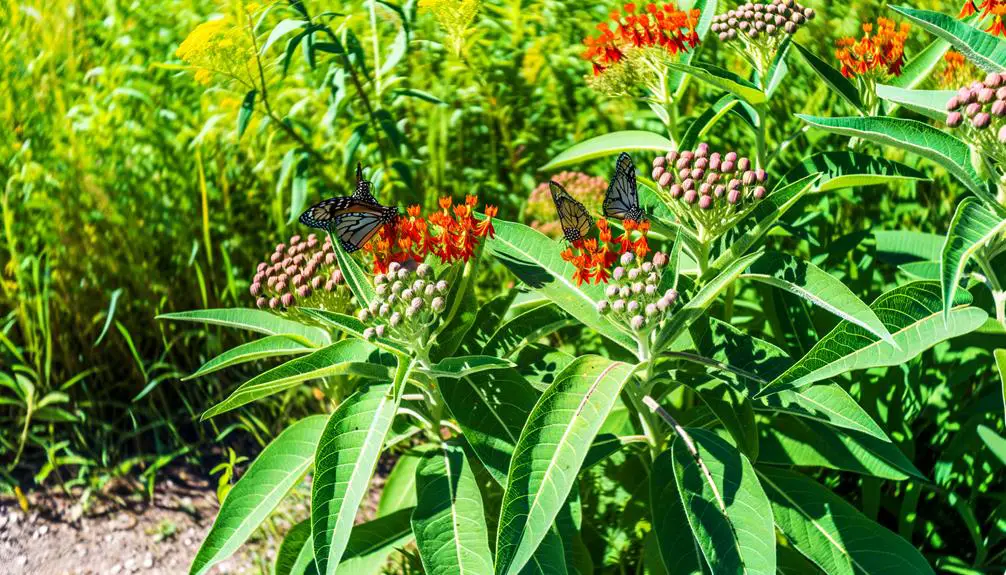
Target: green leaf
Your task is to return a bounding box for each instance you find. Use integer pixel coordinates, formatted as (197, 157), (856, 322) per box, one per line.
(744, 251), (895, 346)
(274, 519), (312, 575)
(779, 151), (927, 193)
(793, 42), (863, 113)
(183, 335), (314, 381)
(289, 155), (309, 225)
(488, 218), (637, 352)
(201, 340), (388, 419)
(650, 450), (705, 575)
(997, 349), (1006, 422)
(757, 282), (987, 397)
(482, 303), (575, 357)
(690, 378), (759, 460)
(941, 198), (1006, 320)
(392, 88), (447, 106)
(666, 62), (767, 104)
(430, 256), (482, 361)
(899, 261), (941, 280)
(512, 344), (577, 391)
(440, 368), (541, 486)
(312, 360), (412, 575)
(331, 240), (377, 307)
(977, 425), (1006, 466)
(377, 448), (430, 517)
(759, 416), (924, 480)
(891, 6), (1006, 73)
(797, 115), (999, 206)
(412, 442), (495, 575)
(654, 250), (765, 352)
(495, 356), (635, 575)
(892, 37), (951, 90)
(757, 466), (934, 575)
(190, 415), (328, 575)
(541, 130), (676, 171)
(237, 90), (256, 138)
(339, 508), (415, 574)
(460, 291), (518, 354)
(875, 84), (953, 121)
(297, 308), (410, 355)
(262, 18), (307, 54)
(874, 230), (946, 263)
(758, 383), (889, 441)
(672, 428), (775, 575)
(680, 95), (744, 151)
(157, 308), (329, 346)
(425, 355), (516, 378)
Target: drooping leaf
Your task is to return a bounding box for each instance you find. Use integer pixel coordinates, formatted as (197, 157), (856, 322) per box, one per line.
(495, 356), (635, 575)
(757, 466), (934, 575)
(237, 90), (257, 138)
(689, 378), (759, 460)
(680, 95), (744, 151)
(650, 450), (705, 575)
(482, 303), (575, 357)
(425, 355), (516, 378)
(440, 368), (541, 486)
(190, 415), (327, 575)
(779, 151), (927, 193)
(758, 416), (925, 480)
(412, 442), (495, 575)
(891, 5), (1006, 73)
(758, 383), (889, 441)
(201, 340), (389, 419)
(157, 308), (329, 346)
(874, 230), (946, 263)
(875, 84), (953, 121)
(941, 197), (1006, 319)
(757, 282), (987, 397)
(460, 290), (518, 354)
(666, 62), (767, 104)
(793, 42), (863, 113)
(183, 335), (314, 381)
(262, 19), (307, 54)
(892, 37), (951, 90)
(744, 251), (895, 346)
(541, 131), (676, 171)
(672, 428), (775, 575)
(312, 360), (412, 575)
(488, 218), (636, 352)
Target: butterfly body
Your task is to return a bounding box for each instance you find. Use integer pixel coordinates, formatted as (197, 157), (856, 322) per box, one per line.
(603, 152), (647, 223)
(299, 163), (399, 252)
(549, 181), (594, 243)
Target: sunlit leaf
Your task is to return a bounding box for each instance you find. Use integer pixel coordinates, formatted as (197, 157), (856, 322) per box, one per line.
(157, 308), (329, 346)
(183, 335), (313, 381)
(891, 6), (1006, 72)
(940, 197), (1006, 320)
(542, 130), (676, 171)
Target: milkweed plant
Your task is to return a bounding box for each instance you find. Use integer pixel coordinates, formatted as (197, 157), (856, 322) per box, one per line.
(159, 0), (1006, 574)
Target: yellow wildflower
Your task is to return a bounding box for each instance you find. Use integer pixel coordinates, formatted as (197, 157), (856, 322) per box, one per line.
(419, 0), (481, 56)
(176, 16), (256, 86)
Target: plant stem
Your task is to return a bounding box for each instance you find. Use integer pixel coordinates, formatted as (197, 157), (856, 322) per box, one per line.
(368, 0), (382, 97)
(978, 254), (1006, 327)
(755, 103), (768, 170)
(630, 337), (663, 458)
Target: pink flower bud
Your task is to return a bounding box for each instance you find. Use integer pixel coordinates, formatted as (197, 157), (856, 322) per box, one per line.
(959, 87), (975, 103)
(998, 87), (1006, 100)
(999, 125), (1006, 142)
(694, 157), (709, 170)
(670, 184), (683, 198)
(714, 185), (725, 197)
(658, 172), (672, 187)
(743, 171), (756, 185)
(297, 286), (311, 298)
(325, 280), (337, 292)
(946, 111), (963, 127)
(293, 274), (303, 287)
(728, 188), (742, 204)
(683, 190), (698, 204)
(257, 262), (267, 272)
(312, 276), (322, 289)
(966, 102), (981, 117)
(699, 195), (713, 210)
(986, 72), (1003, 88)
(256, 297), (267, 309)
(250, 283), (262, 296)
(993, 100), (1006, 116)
(271, 252), (281, 263)
(973, 112), (991, 129)
(724, 151), (738, 162)
(276, 281), (287, 293)
(325, 253), (336, 265)
(753, 186), (767, 199)
(666, 150), (679, 162)
(290, 235), (302, 245)
(332, 270), (344, 284)
(980, 88), (996, 103)
(652, 166), (666, 180)
(653, 156), (666, 168)
(281, 293), (294, 307)
(269, 297), (280, 309)
(720, 160), (735, 173)
(755, 169), (767, 182)
(738, 157), (751, 171)
(267, 276), (277, 288)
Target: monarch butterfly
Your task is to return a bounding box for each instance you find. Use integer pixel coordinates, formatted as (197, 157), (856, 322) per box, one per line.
(299, 163), (399, 252)
(550, 180), (593, 243)
(603, 152), (647, 223)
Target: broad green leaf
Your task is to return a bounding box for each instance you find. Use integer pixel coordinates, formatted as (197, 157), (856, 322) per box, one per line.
(183, 335), (314, 380)
(941, 198), (1006, 319)
(654, 251), (765, 352)
(412, 442), (495, 575)
(875, 84), (953, 121)
(759, 416), (924, 480)
(743, 251), (895, 346)
(512, 344), (576, 391)
(495, 356), (635, 575)
(977, 425), (1006, 466)
(759, 384), (889, 441)
(892, 37), (951, 90)
(650, 451), (704, 575)
(377, 448), (430, 517)
(275, 519), (312, 575)
(757, 466), (934, 575)
(666, 62), (767, 104)
(425, 355), (516, 378)
(201, 340), (387, 419)
(332, 241), (377, 307)
(874, 230), (945, 263)
(290, 155), (309, 225)
(520, 526), (568, 575)
(488, 218), (636, 352)
(689, 379), (759, 459)
(339, 507), (415, 574)
(431, 250), (482, 361)
(793, 42), (863, 113)
(555, 489), (592, 575)
(262, 18), (307, 54)
(709, 174), (820, 271)
(757, 282), (987, 397)
(157, 308), (329, 346)
(483, 303), (575, 357)
(297, 308), (410, 355)
(440, 368), (541, 486)
(777, 544), (822, 575)
(680, 95), (743, 151)
(312, 360), (412, 575)
(460, 291), (518, 354)
(797, 115), (999, 206)
(779, 151), (927, 193)
(237, 90), (256, 138)
(542, 131), (675, 171)
(898, 261), (941, 280)
(997, 349), (1006, 422)
(891, 6), (1006, 73)
(672, 428), (775, 575)
(190, 415), (327, 575)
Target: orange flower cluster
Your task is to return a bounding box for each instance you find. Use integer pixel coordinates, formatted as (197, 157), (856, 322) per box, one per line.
(960, 1), (1006, 36)
(834, 18), (910, 79)
(582, 3), (701, 75)
(561, 218), (650, 285)
(363, 196), (497, 274)
(941, 51), (970, 88)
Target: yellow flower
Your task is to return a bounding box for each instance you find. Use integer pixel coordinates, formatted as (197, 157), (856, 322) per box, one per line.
(176, 16), (256, 86)
(419, 0), (481, 56)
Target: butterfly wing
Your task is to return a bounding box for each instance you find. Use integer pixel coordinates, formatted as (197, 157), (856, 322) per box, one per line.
(603, 152), (644, 222)
(332, 207), (399, 252)
(549, 181), (593, 242)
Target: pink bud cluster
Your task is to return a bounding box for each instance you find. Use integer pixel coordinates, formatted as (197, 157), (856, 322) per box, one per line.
(945, 72), (1006, 143)
(595, 251), (678, 332)
(356, 262), (449, 341)
(712, 0), (815, 42)
(251, 234), (346, 309)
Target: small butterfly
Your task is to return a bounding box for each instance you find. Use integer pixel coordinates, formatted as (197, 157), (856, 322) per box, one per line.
(603, 152), (647, 223)
(299, 163), (399, 252)
(550, 180), (594, 243)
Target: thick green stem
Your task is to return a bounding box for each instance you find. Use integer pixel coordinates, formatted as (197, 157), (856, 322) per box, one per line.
(978, 255), (1006, 327)
(628, 336), (663, 458)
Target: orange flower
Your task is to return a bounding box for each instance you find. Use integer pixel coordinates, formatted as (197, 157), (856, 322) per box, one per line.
(834, 18), (910, 79)
(476, 205), (497, 238)
(989, 6), (1006, 36)
(582, 2), (700, 74)
(558, 217), (650, 285)
(960, 0), (978, 17)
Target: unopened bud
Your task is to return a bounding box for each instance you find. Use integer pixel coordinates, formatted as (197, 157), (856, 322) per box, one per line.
(596, 300), (610, 314)
(256, 297), (267, 309)
(431, 296), (446, 312)
(630, 315), (645, 330)
(363, 327), (376, 340)
(375, 325), (386, 338)
(417, 264), (432, 278)
(358, 309), (371, 322)
(281, 293), (294, 307)
(620, 252), (635, 266)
